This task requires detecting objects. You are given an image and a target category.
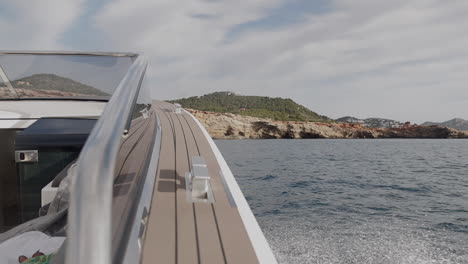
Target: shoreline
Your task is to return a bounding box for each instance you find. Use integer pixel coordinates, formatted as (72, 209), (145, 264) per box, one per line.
(189, 109), (468, 140)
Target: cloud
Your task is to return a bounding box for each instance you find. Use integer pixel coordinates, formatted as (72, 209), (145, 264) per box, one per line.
(1, 0), (466, 123)
(94, 0), (285, 84)
(93, 0), (468, 122)
(0, 0), (85, 49)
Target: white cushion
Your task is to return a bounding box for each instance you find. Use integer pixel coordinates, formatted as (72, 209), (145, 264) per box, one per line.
(0, 231), (64, 264)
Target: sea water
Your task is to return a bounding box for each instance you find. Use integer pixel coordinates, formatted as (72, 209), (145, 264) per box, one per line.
(216, 139), (468, 264)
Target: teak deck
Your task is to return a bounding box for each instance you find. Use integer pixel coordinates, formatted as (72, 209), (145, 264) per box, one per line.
(142, 101), (259, 264)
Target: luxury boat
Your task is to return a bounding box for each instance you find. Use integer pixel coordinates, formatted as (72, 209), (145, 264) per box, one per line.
(0, 52), (277, 264)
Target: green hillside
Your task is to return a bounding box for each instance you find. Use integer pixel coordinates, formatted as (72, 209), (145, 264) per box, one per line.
(12, 74), (108, 96)
(168, 92), (331, 122)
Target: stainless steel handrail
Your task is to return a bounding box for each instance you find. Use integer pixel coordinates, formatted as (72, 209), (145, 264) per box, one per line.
(66, 55), (147, 264)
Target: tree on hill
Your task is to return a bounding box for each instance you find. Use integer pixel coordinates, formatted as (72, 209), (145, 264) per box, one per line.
(168, 92), (331, 122)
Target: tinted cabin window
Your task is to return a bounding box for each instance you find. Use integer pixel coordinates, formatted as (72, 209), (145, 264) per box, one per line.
(15, 118), (96, 223)
(17, 151), (78, 221)
(0, 130), (18, 231)
(0, 118), (96, 230)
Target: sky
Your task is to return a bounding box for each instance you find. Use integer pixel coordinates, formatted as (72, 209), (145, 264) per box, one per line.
(0, 0), (467, 123)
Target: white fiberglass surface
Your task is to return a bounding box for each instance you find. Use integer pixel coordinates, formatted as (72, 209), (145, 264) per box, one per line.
(0, 101), (106, 128)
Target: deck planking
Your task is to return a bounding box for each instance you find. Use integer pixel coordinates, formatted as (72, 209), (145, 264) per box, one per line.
(142, 106), (177, 264)
(182, 114), (259, 263)
(171, 108), (199, 264)
(142, 101), (259, 264)
(176, 113), (225, 264)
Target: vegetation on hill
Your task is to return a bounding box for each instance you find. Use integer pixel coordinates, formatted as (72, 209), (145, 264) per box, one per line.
(422, 118), (468, 131)
(168, 92), (331, 122)
(12, 74), (108, 96)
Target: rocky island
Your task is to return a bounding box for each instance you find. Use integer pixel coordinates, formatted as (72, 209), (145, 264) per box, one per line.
(170, 92), (468, 139)
(189, 109), (468, 139)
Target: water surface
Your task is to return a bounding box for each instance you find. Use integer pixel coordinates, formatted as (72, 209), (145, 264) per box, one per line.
(216, 139), (468, 264)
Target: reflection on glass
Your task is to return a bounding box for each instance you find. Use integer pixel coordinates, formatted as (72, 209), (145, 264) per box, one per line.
(10, 73), (109, 98)
(0, 54), (135, 100)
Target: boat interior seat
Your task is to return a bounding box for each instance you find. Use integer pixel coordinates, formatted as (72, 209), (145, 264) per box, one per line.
(0, 231), (65, 264)
(51, 159), (77, 188)
(37, 159), (77, 218)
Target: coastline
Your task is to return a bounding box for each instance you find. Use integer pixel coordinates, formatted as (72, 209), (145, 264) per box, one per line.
(189, 109), (468, 140)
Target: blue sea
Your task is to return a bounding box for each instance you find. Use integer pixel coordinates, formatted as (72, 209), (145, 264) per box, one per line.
(216, 139), (468, 264)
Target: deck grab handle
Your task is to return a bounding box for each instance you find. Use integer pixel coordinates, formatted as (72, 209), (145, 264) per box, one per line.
(185, 156), (214, 203)
(174, 103), (182, 114)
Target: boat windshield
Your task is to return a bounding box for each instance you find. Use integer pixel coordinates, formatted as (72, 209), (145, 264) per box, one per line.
(0, 53), (135, 100)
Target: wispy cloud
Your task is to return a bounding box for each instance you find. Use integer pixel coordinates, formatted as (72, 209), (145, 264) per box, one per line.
(94, 0), (468, 123)
(0, 0), (467, 123)
(0, 0), (85, 49)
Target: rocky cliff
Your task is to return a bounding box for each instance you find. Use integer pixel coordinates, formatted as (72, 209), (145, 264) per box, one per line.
(189, 109), (468, 139)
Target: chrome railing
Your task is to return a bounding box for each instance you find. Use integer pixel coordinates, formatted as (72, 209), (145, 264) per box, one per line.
(66, 54), (147, 264)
